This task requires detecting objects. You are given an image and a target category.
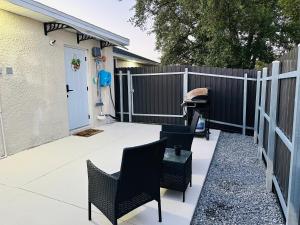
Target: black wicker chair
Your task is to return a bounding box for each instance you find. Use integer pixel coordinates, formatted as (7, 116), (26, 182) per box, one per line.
(160, 110), (200, 150)
(87, 138), (167, 225)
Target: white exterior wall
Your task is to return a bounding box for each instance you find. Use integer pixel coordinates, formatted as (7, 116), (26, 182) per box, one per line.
(0, 118), (4, 156)
(0, 9), (115, 155)
(93, 46), (115, 125)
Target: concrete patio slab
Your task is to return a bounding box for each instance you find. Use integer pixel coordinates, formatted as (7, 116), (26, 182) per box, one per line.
(0, 185), (131, 225)
(0, 122), (220, 225)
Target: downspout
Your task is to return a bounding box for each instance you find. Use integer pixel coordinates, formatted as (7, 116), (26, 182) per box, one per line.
(0, 88), (7, 158)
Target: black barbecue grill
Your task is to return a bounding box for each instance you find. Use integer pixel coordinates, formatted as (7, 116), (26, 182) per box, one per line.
(181, 88), (211, 140)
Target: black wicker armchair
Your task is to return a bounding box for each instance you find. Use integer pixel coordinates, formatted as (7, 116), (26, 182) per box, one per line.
(160, 110), (200, 150)
(87, 138), (167, 225)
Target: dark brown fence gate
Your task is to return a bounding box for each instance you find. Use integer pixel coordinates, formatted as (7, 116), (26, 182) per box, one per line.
(114, 65), (257, 134)
(254, 45), (300, 225)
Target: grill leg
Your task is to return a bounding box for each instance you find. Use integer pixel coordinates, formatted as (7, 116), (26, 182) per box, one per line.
(158, 200), (162, 222)
(88, 201), (91, 221)
(183, 191), (185, 202)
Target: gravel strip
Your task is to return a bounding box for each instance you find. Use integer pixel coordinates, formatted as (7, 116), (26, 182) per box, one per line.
(191, 132), (285, 225)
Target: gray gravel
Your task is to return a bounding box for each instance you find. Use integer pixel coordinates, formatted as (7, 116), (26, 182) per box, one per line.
(191, 132), (285, 225)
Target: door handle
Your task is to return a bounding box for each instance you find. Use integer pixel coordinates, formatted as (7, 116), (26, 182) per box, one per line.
(66, 84), (74, 93)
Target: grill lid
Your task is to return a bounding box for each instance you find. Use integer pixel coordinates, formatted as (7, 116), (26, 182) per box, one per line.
(185, 88), (208, 101)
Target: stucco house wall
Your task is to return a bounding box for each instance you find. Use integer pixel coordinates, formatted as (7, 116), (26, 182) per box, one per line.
(0, 9), (115, 155)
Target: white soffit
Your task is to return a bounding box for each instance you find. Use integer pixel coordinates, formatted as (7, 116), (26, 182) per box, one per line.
(113, 53), (159, 65)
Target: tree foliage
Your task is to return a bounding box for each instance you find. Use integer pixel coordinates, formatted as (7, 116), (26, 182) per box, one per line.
(279, 0), (300, 44)
(130, 0), (300, 69)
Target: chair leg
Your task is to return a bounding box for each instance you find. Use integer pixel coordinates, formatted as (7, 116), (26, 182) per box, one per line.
(190, 160), (193, 187)
(113, 218), (118, 225)
(88, 201), (92, 221)
(158, 200), (162, 222)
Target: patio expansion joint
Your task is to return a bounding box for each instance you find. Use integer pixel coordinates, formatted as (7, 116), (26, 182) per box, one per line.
(24, 162), (75, 186)
(13, 185), (108, 216)
(1, 181), (138, 224)
(0, 182), (11, 188)
(22, 150), (102, 186)
(2, 125), (141, 187)
(19, 186), (129, 223)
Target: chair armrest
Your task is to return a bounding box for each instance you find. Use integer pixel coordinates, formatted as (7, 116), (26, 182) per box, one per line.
(160, 131), (194, 151)
(87, 160), (118, 215)
(161, 124), (190, 133)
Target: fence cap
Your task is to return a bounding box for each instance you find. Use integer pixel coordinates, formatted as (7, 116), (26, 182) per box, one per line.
(257, 71), (262, 77)
(262, 67), (268, 74)
(272, 60), (280, 64)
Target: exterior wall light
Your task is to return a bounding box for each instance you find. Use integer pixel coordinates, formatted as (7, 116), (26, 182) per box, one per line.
(49, 40), (56, 46)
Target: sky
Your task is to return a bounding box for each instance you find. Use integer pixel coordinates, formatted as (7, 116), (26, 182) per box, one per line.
(36, 0), (161, 62)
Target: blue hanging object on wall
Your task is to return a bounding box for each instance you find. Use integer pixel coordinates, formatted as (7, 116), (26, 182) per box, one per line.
(98, 70), (112, 87)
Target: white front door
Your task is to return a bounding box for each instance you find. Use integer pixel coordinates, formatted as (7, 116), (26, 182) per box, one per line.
(64, 47), (89, 131)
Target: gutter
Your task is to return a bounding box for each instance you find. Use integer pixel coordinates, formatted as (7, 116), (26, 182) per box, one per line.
(0, 90), (7, 159)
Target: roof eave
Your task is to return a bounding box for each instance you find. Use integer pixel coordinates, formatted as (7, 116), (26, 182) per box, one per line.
(6, 0), (130, 46)
(113, 53), (159, 65)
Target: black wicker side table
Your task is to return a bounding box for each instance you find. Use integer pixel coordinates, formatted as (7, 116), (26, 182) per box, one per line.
(160, 148), (192, 202)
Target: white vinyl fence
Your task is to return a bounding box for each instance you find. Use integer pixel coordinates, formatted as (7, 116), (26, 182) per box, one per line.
(254, 44), (300, 225)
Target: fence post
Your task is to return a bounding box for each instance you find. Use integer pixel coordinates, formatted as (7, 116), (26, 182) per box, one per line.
(254, 71), (262, 143)
(183, 68), (188, 99)
(183, 68), (188, 125)
(127, 70), (132, 123)
(119, 70), (124, 122)
(242, 73), (248, 135)
(266, 61), (280, 192)
(258, 67), (268, 159)
(287, 44), (300, 225)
